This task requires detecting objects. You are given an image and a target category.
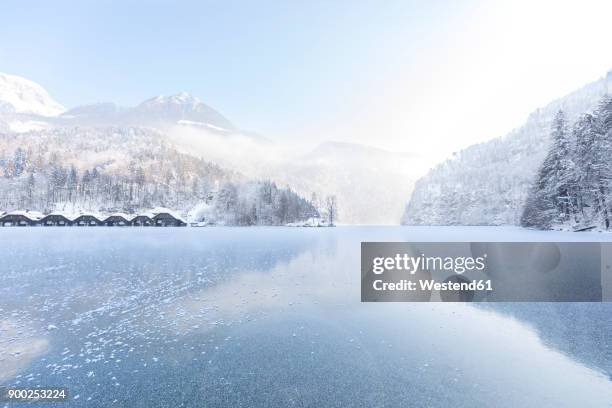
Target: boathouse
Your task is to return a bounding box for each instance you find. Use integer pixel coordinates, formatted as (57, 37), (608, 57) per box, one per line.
(102, 213), (132, 226)
(132, 215), (154, 226)
(0, 209), (188, 227)
(0, 211), (43, 226)
(73, 214), (103, 226)
(152, 211), (187, 227)
(40, 212), (73, 226)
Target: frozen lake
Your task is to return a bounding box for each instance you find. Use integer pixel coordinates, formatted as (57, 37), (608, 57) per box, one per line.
(1, 226), (611, 407)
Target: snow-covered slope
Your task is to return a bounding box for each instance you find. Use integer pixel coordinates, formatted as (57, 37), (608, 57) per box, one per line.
(61, 102), (121, 118)
(0, 126), (246, 217)
(0, 72), (64, 116)
(402, 70), (612, 226)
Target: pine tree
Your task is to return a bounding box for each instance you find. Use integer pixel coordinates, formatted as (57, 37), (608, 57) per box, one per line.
(24, 172), (36, 206)
(591, 96), (612, 228)
(67, 165), (78, 202)
(521, 110), (573, 228)
(550, 110), (576, 220)
(572, 113), (596, 220)
(13, 148), (26, 177)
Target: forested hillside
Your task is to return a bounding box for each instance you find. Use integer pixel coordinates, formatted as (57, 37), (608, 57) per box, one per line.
(522, 97), (612, 230)
(0, 127), (318, 225)
(402, 71), (612, 226)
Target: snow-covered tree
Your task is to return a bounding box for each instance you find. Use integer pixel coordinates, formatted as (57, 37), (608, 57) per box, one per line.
(521, 111), (574, 228)
(522, 97), (612, 230)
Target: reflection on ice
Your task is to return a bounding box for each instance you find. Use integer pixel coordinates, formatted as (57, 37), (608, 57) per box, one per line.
(0, 319), (48, 383)
(167, 243), (352, 332)
(0, 227), (611, 407)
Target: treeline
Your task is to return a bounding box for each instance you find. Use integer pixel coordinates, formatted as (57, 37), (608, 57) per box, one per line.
(0, 160), (218, 212)
(0, 127), (322, 225)
(521, 96), (612, 229)
(0, 160), (319, 225)
(0, 130), (232, 212)
(197, 181), (319, 226)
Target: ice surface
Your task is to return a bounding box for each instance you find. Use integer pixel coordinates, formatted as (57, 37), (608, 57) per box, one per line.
(0, 226), (611, 407)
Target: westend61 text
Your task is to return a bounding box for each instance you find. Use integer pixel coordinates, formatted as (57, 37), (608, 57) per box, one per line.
(372, 279), (493, 292)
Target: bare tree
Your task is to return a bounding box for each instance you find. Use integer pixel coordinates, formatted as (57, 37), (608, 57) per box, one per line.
(325, 195), (338, 226)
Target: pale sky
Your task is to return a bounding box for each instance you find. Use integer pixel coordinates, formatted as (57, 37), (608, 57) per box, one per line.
(1, 0), (611, 162)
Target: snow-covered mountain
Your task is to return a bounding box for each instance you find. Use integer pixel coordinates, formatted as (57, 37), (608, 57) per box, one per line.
(0, 72), (64, 116)
(402, 70), (612, 226)
(62, 96), (427, 224)
(0, 72), (428, 224)
(0, 87), (233, 133)
(58, 92), (235, 131)
(133, 92), (235, 131)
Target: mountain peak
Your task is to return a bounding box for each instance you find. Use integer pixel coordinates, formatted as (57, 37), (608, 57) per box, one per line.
(0, 72), (64, 116)
(174, 91), (197, 101)
(135, 92), (234, 130)
(147, 92), (201, 107)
